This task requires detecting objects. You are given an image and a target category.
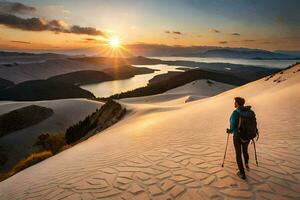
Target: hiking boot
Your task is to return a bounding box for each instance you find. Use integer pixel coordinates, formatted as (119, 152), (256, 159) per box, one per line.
(245, 163), (250, 171)
(237, 171), (246, 180)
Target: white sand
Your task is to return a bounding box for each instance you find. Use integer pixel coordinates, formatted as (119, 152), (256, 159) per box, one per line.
(0, 64), (299, 199)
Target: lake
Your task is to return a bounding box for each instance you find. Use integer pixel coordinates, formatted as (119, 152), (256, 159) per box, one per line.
(81, 57), (299, 98)
(80, 64), (185, 98)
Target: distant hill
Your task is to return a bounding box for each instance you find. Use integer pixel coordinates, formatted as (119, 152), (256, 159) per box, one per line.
(0, 80), (95, 101)
(2, 47), (298, 59)
(65, 43), (291, 59)
(0, 51), (66, 58)
(174, 48), (298, 59)
(0, 105), (53, 137)
(47, 70), (113, 85)
(274, 50), (300, 57)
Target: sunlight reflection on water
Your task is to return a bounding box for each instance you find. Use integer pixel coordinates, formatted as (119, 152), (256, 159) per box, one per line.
(80, 64), (186, 98)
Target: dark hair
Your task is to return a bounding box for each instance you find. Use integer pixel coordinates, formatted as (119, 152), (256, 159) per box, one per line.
(234, 97), (245, 107)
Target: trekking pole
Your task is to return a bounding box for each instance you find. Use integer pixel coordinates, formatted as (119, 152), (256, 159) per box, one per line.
(252, 139), (259, 166)
(221, 133), (230, 167)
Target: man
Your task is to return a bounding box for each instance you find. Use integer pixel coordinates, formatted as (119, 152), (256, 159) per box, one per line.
(227, 97), (250, 180)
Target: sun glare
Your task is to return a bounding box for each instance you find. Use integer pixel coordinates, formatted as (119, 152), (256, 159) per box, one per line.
(108, 36), (121, 49)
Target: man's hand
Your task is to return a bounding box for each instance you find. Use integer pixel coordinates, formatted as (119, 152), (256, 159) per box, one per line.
(226, 128), (232, 134)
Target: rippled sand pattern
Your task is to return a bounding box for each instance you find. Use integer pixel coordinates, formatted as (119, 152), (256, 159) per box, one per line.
(0, 64), (299, 200)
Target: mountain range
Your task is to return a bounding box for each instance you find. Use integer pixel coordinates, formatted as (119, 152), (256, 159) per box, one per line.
(173, 48), (299, 59)
(2, 46), (299, 59)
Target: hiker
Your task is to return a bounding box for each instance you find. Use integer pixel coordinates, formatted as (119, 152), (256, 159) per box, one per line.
(226, 97), (258, 180)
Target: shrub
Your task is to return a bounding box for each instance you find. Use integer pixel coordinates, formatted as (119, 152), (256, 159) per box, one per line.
(35, 133), (66, 154)
(9, 151), (53, 176)
(65, 100), (126, 144)
(65, 113), (98, 144)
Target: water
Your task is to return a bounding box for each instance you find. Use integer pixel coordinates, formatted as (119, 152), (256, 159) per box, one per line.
(80, 64), (184, 98)
(81, 57), (299, 98)
(152, 57), (299, 69)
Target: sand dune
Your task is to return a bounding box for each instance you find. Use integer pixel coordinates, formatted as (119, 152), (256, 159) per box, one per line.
(0, 59), (105, 84)
(0, 99), (103, 171)
(0, 64), (299, 199)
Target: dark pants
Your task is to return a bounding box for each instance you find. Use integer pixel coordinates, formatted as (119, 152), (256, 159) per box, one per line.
(233, 137), (249, 174)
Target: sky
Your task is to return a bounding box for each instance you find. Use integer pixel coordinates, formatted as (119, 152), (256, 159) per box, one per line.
(0, 0), (299, 51)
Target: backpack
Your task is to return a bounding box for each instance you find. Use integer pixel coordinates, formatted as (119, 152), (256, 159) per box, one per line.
(238, 106), (259, 141)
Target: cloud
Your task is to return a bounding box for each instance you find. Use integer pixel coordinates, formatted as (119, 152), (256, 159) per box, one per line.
(70, 25), (104, 36)
(0, 14), (104, 36)
(165, 30), (182, 35)
(0, 14), (65, 31)
(173, 31), (182, 35)
(0, 1), (36, 14)
(219, 41), (228, 44)
(209, 28), (220, 33)
(10, 40), (31, 44)
(232, 33), (240, 36)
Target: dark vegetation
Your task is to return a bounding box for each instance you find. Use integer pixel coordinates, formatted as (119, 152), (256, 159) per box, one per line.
(47, 70), (112, 85)
(65, 100), (126, 144)
(103, 65), (156, 80)
(0, 105), (53, 137)
(35, 134), (67, 154)
(0, 80), (95, 101)
(0, 78), (14, 90)
(148, 71), (181, 84)
(0, 151), (53, 181)
(100, 69), (249, 100)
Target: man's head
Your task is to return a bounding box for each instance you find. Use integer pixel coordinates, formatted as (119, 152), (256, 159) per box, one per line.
(234, 97), (245, 108)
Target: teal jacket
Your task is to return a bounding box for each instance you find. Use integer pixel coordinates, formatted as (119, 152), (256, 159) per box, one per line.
(229, 108), (241, 138)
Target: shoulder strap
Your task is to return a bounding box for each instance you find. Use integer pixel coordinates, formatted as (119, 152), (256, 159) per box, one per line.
(238, 115), (242, 129)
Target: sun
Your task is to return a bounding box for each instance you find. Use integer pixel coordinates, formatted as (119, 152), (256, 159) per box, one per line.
(108, 36), (121, 49)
